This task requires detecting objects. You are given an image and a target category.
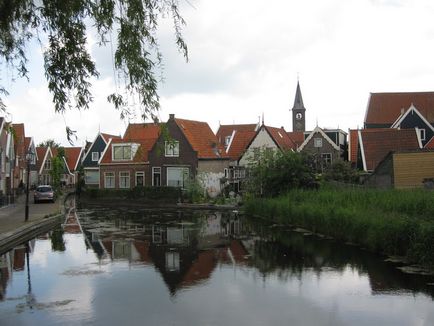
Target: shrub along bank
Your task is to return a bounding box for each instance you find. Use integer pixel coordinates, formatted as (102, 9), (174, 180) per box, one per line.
(244, 188), (434, 268)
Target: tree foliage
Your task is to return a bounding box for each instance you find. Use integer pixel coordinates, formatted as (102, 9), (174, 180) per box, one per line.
(247, 150), (317, 198)
(0, 0), (188, 139)
(38, 139), (60, 148)
(323, 159), (359, 184)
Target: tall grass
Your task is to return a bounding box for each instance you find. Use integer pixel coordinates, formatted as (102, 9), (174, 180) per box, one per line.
(244, 188), (434, 268)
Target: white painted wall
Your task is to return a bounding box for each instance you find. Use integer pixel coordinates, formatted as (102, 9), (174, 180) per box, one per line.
(239, 128), (278, 166)
(197, 171), (224, 198)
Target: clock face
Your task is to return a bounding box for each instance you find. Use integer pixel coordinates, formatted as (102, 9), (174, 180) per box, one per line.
(295, 113), (303, 120)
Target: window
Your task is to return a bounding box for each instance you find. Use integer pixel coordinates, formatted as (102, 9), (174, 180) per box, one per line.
(92, 152), (99, 161)
(152, 167), (161, 186)
(136, 171), (145, 186)
(167, 167), (189, 187)
(225, 136), (231, 146)
(113, 145), (132, 160)
(233, 169), (240, 179)
(165, 141), (179, 157)
(224, 168), (229, 178)
(104, 172), (115, 188)
(165, 251), (180, 272)
(314, 138), (323, 148)
(85, 170), (99, 184)
(321, 153), (332, 166)
(239, 169), (246, 179)
(420, 128), (426, 141)
(119, 171), (130, 189)
(44, 159), (52, 170)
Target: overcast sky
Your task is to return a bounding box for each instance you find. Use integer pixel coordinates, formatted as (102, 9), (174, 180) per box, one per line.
(2, 0), (434, 146)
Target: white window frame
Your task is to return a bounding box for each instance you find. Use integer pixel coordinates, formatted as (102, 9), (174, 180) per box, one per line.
(104, 172), (115, 189)
(420, 128), (426, 141)
(135, 171), (145, 187)
(119, 171), (130, 189)
(166, 167), (189, 188)
(152, 167), (161, 186)
(314, 138), (323, 148)
(165, 251), (180, 272)
(224, 136), (231, 146)
(44, 159), (52, 170)
(165, 141), (179, 157)
(92, 152), (99, 162)
(112, 144), (132, 161)
(321, 153), (332, 166)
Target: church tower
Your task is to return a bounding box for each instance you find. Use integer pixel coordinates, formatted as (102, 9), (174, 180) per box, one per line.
(291, 81), (306, 132)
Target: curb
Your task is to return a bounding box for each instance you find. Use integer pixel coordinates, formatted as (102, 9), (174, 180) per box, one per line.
(0, 214), (63, 255)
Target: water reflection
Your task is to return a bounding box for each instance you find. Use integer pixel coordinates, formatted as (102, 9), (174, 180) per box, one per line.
(0, 205), (433, 325)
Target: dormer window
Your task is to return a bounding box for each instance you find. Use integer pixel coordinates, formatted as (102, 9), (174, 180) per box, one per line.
(165, 141), (179, 157)
(225, 136), (231, 146)
(92, 152), (99, 161)
(113, 145), (132, 160)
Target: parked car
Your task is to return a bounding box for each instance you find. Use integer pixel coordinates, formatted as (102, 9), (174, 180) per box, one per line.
(34, 185), (56, 203)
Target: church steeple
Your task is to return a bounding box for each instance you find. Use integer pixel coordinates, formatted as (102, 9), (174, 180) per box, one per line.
(291, 81), (306, 132)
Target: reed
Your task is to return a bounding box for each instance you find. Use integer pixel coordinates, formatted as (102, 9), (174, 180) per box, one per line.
(244, 188), (434, 268)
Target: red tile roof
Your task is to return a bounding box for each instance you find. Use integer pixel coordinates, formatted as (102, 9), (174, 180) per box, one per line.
(175, 118), (228, 159)
(36, 147), (49, 172)
(12, 123), (25, 159)
(101, 133), (121, 143)
(216, 124), (257, 146)
(349, 129), (359, 162)
(123, 123), (161, 140)
(359, 128), (421, 171)
(286, 131), (305, 149)
(365, 92), (434, 126)
(100, 138), (156, 164)
(63, 147), (83, 171)
(265, 126), (296, 150)
(226, 130), (256, 161)
(424, 136), (434, 149)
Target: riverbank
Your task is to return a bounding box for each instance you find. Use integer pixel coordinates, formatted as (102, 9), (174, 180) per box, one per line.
(244, 188), (434, 269)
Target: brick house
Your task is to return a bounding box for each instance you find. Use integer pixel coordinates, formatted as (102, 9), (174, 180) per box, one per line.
(99, 123), (161, 189)
(149, 114), (229, 197)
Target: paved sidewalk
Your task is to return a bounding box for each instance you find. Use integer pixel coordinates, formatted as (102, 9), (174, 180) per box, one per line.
(0, 194), (64, 235)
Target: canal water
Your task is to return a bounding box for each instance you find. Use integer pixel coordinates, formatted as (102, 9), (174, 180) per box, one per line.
(0, 206), (433, 325)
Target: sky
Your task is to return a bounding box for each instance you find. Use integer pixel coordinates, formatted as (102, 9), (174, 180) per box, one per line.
(2, 0), (434, 146)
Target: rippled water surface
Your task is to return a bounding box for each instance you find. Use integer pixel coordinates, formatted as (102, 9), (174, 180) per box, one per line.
(1, 206), (434, 325)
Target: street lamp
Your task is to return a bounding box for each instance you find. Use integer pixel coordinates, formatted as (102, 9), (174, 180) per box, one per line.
(25, 148), (35, 222)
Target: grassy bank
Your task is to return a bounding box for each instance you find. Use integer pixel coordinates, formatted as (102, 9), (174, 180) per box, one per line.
(244, 188), (434, 268)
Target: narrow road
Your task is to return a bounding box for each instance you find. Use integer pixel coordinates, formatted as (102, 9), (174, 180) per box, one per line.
(0, 194), (63, 235)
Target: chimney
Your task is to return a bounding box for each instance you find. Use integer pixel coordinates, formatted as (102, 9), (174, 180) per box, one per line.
(169, 114), (175, 120)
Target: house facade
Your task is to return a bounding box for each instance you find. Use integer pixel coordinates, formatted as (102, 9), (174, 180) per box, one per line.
(36, 147), (54, 185)
(82, 132), (120, 187)
(297, 127), (347, 171)
(0, 119), (15, 200)
(149, 115), (229, 197)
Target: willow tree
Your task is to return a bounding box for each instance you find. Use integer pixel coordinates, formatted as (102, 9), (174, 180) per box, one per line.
(0, 0), (188, 140)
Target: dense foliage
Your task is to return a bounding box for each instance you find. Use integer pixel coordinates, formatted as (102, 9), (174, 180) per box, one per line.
(246, 150), (317, 197)
(0, 0), (187, 139)
(323, 159), (360, 183)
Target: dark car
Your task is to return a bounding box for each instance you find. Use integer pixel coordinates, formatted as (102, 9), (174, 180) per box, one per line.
(34, 185), (56, 203)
